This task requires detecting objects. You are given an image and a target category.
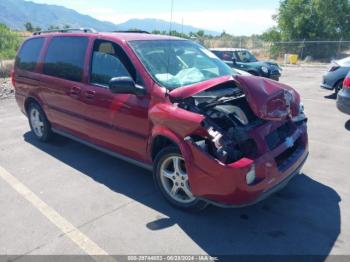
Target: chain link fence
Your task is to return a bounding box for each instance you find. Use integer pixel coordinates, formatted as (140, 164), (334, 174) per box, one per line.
(204, 38), (350, 64)
(267, 41), (350, 63)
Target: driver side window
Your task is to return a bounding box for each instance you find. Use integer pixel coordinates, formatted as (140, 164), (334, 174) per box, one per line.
(90, 40), (132, 86)
(236, 51), (249, 62)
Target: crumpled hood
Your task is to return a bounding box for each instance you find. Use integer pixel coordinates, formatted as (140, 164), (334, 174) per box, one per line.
(169, 75), (233, 99)
(235, 75), (300, 120)
(169, 75), (300, 121)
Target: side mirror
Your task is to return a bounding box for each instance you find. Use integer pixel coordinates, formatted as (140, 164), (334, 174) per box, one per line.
(109, 77), (146, 96)
(232, 57), (237, 64)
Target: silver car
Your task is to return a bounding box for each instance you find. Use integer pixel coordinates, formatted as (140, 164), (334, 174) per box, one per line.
(321, 57), (350, 93)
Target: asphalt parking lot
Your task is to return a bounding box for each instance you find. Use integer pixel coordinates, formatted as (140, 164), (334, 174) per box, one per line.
(0, 65), (349, 259)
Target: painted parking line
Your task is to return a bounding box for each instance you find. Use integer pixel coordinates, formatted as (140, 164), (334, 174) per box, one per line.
(0, 166), (116, 262)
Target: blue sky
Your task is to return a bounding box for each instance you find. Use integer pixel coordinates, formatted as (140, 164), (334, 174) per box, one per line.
(29, 0), (280, 35)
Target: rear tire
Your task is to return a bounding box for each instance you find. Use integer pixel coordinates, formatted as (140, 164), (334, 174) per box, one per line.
(28, 103), (52, 142)
(154, 147), (208, 211)
(335, 80), (344, 94)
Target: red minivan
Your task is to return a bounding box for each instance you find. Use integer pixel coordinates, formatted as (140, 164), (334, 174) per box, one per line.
(13, 29), (308, 211)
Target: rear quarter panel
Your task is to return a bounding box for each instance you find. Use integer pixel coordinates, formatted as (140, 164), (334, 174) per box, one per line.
(13, 36), (50, 115)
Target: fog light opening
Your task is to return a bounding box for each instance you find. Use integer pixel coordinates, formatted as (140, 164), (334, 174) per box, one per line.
(246, 165), (256, 185)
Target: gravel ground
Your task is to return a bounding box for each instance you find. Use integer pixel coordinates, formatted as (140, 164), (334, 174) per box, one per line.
(0, 78), (14, 99)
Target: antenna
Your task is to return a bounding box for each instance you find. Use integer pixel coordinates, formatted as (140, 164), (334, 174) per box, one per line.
(166, 0), (175, 86)
(169, 0), (174, 35)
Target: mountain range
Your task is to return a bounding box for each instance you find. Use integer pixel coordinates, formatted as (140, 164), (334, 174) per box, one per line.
(0, 0), (219, 35)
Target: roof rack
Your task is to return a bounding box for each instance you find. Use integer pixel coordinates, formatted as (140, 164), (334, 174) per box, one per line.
(113, 30), (150, 34)
(33, 28), (97, 35)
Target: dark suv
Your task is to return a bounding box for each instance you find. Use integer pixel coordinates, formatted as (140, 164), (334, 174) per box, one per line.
(13, 29), (308, 211)
(210, 48), (282, 81)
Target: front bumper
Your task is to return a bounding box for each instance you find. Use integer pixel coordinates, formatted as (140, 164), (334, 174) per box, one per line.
(261, 70), (281, 81)
(201, 153), (308, 208)
(268, 74), (281, 81)
(337, 88), (350, 115)
(185, 119), (308, 207)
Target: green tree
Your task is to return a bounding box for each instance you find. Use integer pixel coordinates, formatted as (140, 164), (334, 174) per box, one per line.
(262, 26), (282, 42)
(24, 22), (41, 32)
(48, 25), (60, 30)
(0, 23), (21, 59)
(127, 28), (142, 31)
(169, 30), (189, 38)
(276, 0), (350, 41)
(196, 30), (205, 37)
(34, 26), (42, 32)
(265, 0), (350, 59)
(220, 31), (229, 37)
(151, 30), (161, 35)
(24, 22), (34, 32)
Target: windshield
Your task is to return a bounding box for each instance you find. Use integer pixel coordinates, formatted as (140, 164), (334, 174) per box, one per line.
(129, 40), (232, 89)
(236, 50), (258, 63)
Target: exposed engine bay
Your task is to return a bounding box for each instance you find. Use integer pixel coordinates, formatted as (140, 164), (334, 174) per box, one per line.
(176, 81), (263, 164)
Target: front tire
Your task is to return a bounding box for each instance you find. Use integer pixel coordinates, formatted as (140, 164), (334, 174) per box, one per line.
(154, 147), (208, 211)
(28, 103), (52, 142)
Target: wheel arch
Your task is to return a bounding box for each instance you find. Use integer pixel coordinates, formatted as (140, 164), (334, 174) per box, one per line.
(24, 96), (42, 114)
(149, 126), (193, 162)
(334, 78), (345, 89)
(151, 135), (177, 160)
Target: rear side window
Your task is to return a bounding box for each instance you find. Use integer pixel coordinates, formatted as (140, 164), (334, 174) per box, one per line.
(213, 51), (235, 61)
(43, 36), (88, 82)
(16, 38), (44, 72)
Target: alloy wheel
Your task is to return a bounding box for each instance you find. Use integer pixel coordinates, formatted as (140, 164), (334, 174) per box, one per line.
(30, 107), (44, 138)
(159, 155), (195, 204)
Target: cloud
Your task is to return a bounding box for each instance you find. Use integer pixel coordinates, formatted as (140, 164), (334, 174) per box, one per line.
(85, 8), (276, 35)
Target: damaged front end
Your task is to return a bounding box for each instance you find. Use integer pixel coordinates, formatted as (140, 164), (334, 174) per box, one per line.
(168, 76), (308, 206)
(176, 81), (260, 165)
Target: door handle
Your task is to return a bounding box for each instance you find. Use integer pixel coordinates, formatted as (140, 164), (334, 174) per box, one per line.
(85, 90), (96, 100)
(69, 86), (81, 96)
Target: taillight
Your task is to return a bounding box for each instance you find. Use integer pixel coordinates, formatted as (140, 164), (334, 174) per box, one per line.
(10, 69), (15, 87)
(343, 77), (350, 89)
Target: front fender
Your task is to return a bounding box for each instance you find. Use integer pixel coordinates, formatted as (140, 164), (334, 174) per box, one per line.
(148, 125), (194, 164)
(149, 102), (205, 137)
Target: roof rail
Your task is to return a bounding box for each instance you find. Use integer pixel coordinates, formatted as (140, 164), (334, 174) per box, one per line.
(113, 30), (150, 34)
(33, 28), (97, 35)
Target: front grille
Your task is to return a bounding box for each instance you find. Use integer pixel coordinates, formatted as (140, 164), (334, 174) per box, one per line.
(275, 137), (304, 172)
(266, 122), (295, 151)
